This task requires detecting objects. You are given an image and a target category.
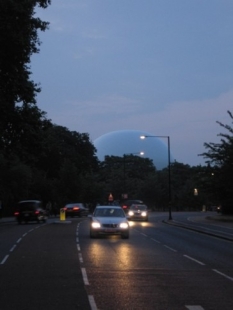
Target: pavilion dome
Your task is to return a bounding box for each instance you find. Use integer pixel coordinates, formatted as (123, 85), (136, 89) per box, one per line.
(93, 130), (172, 170)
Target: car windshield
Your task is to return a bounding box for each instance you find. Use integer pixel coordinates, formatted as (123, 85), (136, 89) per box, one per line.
(94, 208), (125, 217)
(130, 205), (147, 211)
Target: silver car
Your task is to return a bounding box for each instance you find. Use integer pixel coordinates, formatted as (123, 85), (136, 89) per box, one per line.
(89, 206), (129, 239)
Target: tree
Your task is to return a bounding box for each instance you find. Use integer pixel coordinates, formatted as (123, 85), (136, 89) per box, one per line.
(200, 111), (233, 214)
(0, 0), (51, 146)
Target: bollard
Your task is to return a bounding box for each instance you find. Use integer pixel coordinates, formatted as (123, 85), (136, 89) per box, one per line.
(60, 208), (66, 221)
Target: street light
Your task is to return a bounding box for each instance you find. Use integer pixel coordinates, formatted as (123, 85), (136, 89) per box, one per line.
(123, 152), (144, 198)
(140, 135), (172, 220)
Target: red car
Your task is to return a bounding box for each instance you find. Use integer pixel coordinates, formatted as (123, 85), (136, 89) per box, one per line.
(64, 203), (89, 217)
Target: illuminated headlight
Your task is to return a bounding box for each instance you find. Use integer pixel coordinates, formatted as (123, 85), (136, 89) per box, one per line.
(141, 212), (147, 217)
(128, 211), (134, 216)
(92, 222), (101, 228)
(119, 222), (129, 229)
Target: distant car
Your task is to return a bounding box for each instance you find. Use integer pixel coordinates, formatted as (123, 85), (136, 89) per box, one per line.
(89, 205), (129, 239)
(64, 203), (89, 217)
(127, 204), (148, 221)
(120, 199), (144, 211)
(14, 200), (47, 224)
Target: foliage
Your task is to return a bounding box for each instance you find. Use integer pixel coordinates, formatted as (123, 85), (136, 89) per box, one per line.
(200, 111), (233, 214)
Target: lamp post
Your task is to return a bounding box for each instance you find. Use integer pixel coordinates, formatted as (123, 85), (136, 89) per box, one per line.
(140, 135), (172, 220)
(123, 152), (144, 198)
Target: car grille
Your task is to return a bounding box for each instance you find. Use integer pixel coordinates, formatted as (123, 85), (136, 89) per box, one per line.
(103, 223), (118, 228)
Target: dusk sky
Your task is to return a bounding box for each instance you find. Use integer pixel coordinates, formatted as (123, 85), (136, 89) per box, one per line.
(32, 0), (233, 166)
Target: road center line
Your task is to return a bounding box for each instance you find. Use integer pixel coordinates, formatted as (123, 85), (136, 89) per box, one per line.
(88, 295), (98, 310)
(10, 245), (17, 252)
(184, 255), (205, 265)
(163, 245), (177, 252)
(16, 238), (22, 243)
(81, 268), (89, 285)
(1, 255), (9, 265)
(213, 269), (233, 282)
(151, 238), (161, 243)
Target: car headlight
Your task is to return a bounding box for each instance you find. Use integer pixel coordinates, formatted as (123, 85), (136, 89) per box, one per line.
(119, 222), (129, 229)
(92, 222), (101, 228)
(128, 211), (134, 216)
(141, 212), (147, 217)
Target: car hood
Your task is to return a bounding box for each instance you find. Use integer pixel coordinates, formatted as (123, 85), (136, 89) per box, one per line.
(93, 216), (127, 224)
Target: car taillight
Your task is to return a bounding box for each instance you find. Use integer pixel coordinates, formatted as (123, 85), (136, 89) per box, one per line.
(14, 212), (19, 216)
(35, 210), (40, 215)
(122, 205), (127, 209)
(63, 207), (67, 211)
(73, 207), (80, 211)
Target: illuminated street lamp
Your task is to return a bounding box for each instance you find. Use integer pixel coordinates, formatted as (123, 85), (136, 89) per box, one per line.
(140, 135), (172, 220)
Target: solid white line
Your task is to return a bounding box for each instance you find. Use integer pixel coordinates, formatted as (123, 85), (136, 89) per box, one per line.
(17, 238), (22, 243)
(151, 238), (161, 243)
(10, 245), (17, 252)
(185, 306), (205, 310)
(1, 255), (9, 265)
(184, 255), (205, 266)
(88, 295), (98, 310)
(213, 269), (233, 282)
(81, 268), (89, 285)
(163, 245), (177, 252)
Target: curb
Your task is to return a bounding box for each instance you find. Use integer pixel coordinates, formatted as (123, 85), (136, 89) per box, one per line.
(163, 219), (233, 242)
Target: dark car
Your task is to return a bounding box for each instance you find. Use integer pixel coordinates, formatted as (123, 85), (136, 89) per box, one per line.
(14, 200), (47, 224)
(89, 205), (129, 239)
(120, 199), (144, 211)
(64, 203), (89, 217)
(127, 204), (149, 221)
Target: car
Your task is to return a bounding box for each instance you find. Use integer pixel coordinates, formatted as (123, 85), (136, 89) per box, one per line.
(63, 203), (89, 217)
(120, 199), (144, 211)
(127, 204), (148, 221)
(14, 200), (47, 224)
(89, 205), (129, 239)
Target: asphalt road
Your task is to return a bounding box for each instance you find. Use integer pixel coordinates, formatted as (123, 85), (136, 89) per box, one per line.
(1, 212), (233, 310)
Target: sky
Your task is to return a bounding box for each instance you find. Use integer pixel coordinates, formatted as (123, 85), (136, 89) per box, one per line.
(32, 0), (233, 167)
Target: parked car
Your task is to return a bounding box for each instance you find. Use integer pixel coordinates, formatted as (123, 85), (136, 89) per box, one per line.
(63, 203), (89, 217)
(89, 205), (129, 239)
(120, 199), (144, 211)
(14, 200), (47, 224)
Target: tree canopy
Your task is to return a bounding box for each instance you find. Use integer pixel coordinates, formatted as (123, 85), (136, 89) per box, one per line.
(200, 111), (233, 214)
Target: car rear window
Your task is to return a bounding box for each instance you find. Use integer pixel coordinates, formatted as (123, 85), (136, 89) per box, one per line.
(18, 202), (39, 211)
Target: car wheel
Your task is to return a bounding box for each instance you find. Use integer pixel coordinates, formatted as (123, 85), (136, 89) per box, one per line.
(121, 231), (129, 239)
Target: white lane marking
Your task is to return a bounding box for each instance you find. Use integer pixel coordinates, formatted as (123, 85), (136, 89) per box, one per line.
(151, 238), (161, 243)
(184, 255), (205, 266)
(185, 306), (205, 310)
(22, 233), (27, 237)
(10, 245), (17, 252)
(81, 268), (89, 285)
(88, 295), (98, 310)
(77, 244), (81, 251)
(1, 255), (9, 265)
(213, 269), (233, 282)
(79, 253), (83, 263)
(17, 238), (22, 243)
(140, 233), (147, 237)
(163, 245), (177, 252)
(76, 237), (79, 243)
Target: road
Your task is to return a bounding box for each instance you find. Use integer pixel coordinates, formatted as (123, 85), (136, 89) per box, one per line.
(0, 212), (233, 310)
